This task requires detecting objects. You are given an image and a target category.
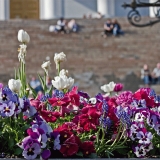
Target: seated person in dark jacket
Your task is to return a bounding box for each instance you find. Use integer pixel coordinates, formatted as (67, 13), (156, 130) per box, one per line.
(103, 19), (113, 37)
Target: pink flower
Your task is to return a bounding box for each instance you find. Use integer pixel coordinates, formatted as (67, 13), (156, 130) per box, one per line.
(116, 91), (133, 107)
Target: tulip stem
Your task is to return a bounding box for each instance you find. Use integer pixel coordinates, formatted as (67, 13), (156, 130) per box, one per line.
(58, 62), (60, 76)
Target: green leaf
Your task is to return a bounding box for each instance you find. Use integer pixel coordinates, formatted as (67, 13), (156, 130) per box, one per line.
(116, 147), (128, 155)
(8, 138), (14, 148)
(28, 83), (37, 98)
(14, 148), (23, 155)
(21, 124), (30, 132)
(76, 151), (83, 157)
(89, 153), (98, 158)
(38, 74), (45, 90)
(48, 85), (53, 97)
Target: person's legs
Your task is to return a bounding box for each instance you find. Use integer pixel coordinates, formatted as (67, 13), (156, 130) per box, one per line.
(143, 76), (149, 85)
(60, 26), (66, 33)
(72, 24), (78, 32)
(113, 27), (118, 36)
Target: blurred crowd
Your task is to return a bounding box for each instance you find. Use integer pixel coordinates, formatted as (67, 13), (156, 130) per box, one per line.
(49, 18), (79, 34)
(49, 15), (124, 37)
(141, 63), (160, 87)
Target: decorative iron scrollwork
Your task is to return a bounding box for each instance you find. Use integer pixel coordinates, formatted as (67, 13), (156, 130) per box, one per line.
(122, 0), (160, 27)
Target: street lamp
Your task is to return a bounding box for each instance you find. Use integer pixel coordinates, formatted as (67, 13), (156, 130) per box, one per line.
(122, 0), (160, 27)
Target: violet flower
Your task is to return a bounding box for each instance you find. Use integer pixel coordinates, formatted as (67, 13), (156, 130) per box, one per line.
(137, 131), (153, 145)
(0, 101), (15, 117)
(133, 145), (146, 158)
(154, 124), (160, 135)
(147, 113), (158, 128)
(53, 134), (61, 150)
(41, 149), (51, 160)
(23, 105), (37, 118)
(22, 142), (41, 160)
(0, 87), (18, 104)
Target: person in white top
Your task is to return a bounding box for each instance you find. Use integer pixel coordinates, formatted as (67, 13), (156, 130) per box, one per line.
(67, 19), (78, 33)
(49, 17), (67, 33)
(152, 63), (160, 84)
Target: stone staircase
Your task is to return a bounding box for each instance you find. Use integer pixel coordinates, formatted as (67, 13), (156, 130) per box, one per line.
(0, 18), (160, 96)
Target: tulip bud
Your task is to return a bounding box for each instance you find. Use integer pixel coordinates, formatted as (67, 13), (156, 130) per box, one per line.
(8, 79), (22, 93)
(41, 61), (51, 76)
(54, 52), (66, 69)
(18, 29), (30, 43)
(114, 83), (123, 92)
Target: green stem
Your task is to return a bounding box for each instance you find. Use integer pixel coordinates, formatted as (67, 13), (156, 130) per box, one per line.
(44, 72), (47, 93)
(110, 123), (122, 147)
(58, 62), (60, 76)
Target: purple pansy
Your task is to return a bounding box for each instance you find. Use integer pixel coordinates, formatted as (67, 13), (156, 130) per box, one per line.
(41, 149), (51, 160)
(23, 105), (37, 118)
(0, 87), (18, 104)
(34, 115), (53, 134)
(154, 123), (160, 135)
(137, 131), (153, 145)
(132, 99), (147, 109)
(133, 144), (146, 158)
(22, 142), (41, 160)
(78, 90), (90, 99)
(0, 101), (15, 117)
(147, 113), (158, 128)
(53, 134), (61, 150)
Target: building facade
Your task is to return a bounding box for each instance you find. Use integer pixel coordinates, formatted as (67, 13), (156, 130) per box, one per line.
(0, 0), (153, 20)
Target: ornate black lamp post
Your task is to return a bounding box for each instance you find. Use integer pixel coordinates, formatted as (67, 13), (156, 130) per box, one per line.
(122, 0), (160, 27)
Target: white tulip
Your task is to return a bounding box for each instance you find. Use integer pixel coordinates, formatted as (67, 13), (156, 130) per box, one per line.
(52, 75), (74, 90)
(101, 81), (116, 94)
(8, 79), (22, 93)
(41, 61), (51, 75)
(18, 29), (30, 43)
(54, 52), (66, 69)
(59, 69), (69, 77)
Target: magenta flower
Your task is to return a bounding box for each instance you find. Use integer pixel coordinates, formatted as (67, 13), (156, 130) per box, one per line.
(116, 91), (133, 107)
(114, 83), (123, 92)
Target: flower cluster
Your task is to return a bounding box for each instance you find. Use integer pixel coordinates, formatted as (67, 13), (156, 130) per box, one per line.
(1, 30), (160, 159)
